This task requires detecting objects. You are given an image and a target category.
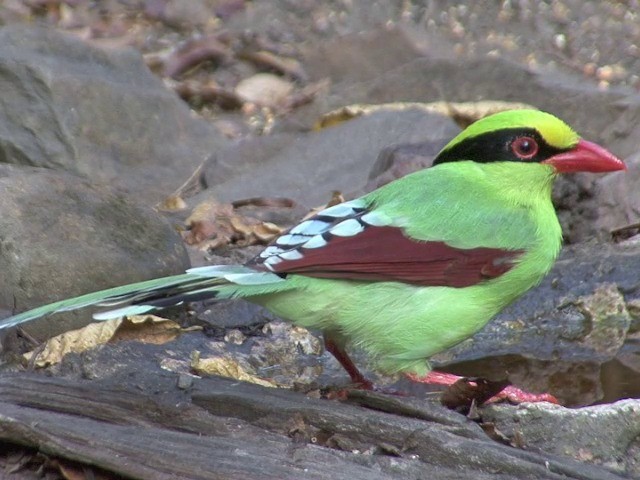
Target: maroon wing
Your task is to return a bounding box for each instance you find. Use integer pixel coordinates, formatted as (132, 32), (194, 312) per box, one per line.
(250, 224), (522, 288)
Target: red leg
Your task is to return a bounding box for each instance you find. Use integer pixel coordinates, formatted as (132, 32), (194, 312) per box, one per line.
(405, 371), (462, 386)
(406, 371), (559, 404)
(323, 335), (373, 389)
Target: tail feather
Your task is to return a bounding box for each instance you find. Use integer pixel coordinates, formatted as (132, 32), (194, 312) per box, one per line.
(0, 265), (287, 330)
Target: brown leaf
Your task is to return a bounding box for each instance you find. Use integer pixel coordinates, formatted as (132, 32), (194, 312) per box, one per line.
(190, 350), (278, 387)
(57, 459), (117, 480)
(284, 79), (330, 110)
(23, 315), (187, 367)
(23, 320), (121, 368)
(440, 377), (510, 412)
(184, 201), (235, 246)
(157, 194), (188, 212)
(162, 35), (232, 78)
(110, 315), (186, 345)
(172, 79), (243, 110)
(183, 198), (284, 249)
(231, 197), (295, 208)
(158, 161), (209, 209)
(611, 222), (640, 243)
(237, 50), (308, 82)
(315, 101), (536, 130)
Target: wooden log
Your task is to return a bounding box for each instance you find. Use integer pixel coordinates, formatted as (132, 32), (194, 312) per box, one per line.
(0, 373), (627, 480)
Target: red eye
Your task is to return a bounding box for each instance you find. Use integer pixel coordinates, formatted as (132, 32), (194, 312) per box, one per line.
(511, 136), (539, 160)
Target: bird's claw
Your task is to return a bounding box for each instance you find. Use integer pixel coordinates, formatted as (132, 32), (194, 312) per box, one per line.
(484, 385), (559, 405)
(405, 371), (559, 407)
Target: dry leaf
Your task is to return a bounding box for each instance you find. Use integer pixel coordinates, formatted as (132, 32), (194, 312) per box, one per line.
(315, 100), (536, 130)
(237, 50), (308, 82)
(184, 198), (284, 249)
(440, 377), (510, 413)
(157, 161), (209, 209)
(157, 194), (188, 212)
(24, 319), (121, 367)
(162, 34), (232, 78)
(190, 350), (277, 387)
(171, 79), (243, 110)
(24, 315), (185, 367)
(57, 459), (116, 480)
(110, 314), (186, 344)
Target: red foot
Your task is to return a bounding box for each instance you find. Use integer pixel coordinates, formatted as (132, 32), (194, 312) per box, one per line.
(406, 371), (558, 405)
(484, 385), (558, 405)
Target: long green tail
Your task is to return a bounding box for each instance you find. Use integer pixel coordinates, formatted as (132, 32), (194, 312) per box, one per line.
(0, 265), (285, 330)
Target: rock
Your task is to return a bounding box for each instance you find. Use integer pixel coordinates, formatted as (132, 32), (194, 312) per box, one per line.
(300, 26), (640, 160)
(595, 152), (640, 235)
(482, 399), (640, 477)
(359, 55), (640, 159)
(203, 109), (459, 207)
(149, 0), (213, 28)
(0, 25), (228, 204)
(431, 242), (640, 406)
(0, 165), (190, 340)
(552, 174), (605, 243)
(303, 27), (426, 85)
(235, 73), (294, 108)
(364, 139), (450, 191)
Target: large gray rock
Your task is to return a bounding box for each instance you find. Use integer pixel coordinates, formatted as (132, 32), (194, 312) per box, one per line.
(595, 153), (640, 234)
(0, 25), (228, 204)
(482, 399), (640, 478)
(358, 54), (640, 159)
(300, 27), (640, 160)
(0, 165), (190, 339)
(205, 109), (459, 207)
(431, 241), (640, 406)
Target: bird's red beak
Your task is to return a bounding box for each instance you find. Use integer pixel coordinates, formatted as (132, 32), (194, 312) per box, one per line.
(542, 139), (626, 173)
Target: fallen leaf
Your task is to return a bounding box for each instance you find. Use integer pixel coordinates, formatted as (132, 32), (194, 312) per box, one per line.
(110, 314), (187, 344)
(190, 350), (277, 387)
(158, 161), (209, 209)
(237, 50), (308, 82)
(171, 79), (244, 110)
(24, 319), (120, 367)
(24, 315), (186, 367)
(440, 377), (510, 413)
(57, 459), (117, 480)
(315, 100), (536, 130)
(157, 194), (188, 212)
(162, 34), (232, 78)
(183, 198), (284, 249)
(611, 222), (640, 243)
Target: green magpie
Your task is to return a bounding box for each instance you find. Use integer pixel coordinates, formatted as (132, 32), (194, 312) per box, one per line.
(0, 110), (626, 401)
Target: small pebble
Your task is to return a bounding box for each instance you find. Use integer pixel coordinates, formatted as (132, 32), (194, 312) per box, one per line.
(177, 373), (194, 390)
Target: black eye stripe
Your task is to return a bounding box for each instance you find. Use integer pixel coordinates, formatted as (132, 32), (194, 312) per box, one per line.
(433, 128), (567, 166)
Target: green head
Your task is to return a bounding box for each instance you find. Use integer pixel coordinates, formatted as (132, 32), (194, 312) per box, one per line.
(434, 109), (625, 174)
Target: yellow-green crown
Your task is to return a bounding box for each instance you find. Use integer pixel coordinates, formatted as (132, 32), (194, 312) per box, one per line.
(443, 109), (579, 152)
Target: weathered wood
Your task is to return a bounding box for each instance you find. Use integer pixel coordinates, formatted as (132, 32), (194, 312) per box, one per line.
(191, 377), (623, 480)
(0, 373), (628, 480)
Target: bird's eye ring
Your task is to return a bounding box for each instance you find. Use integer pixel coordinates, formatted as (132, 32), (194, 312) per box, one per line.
(511, 136), (539, 160)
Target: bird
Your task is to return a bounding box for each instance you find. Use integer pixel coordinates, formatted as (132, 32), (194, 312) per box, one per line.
(0, 109), (626, 400)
